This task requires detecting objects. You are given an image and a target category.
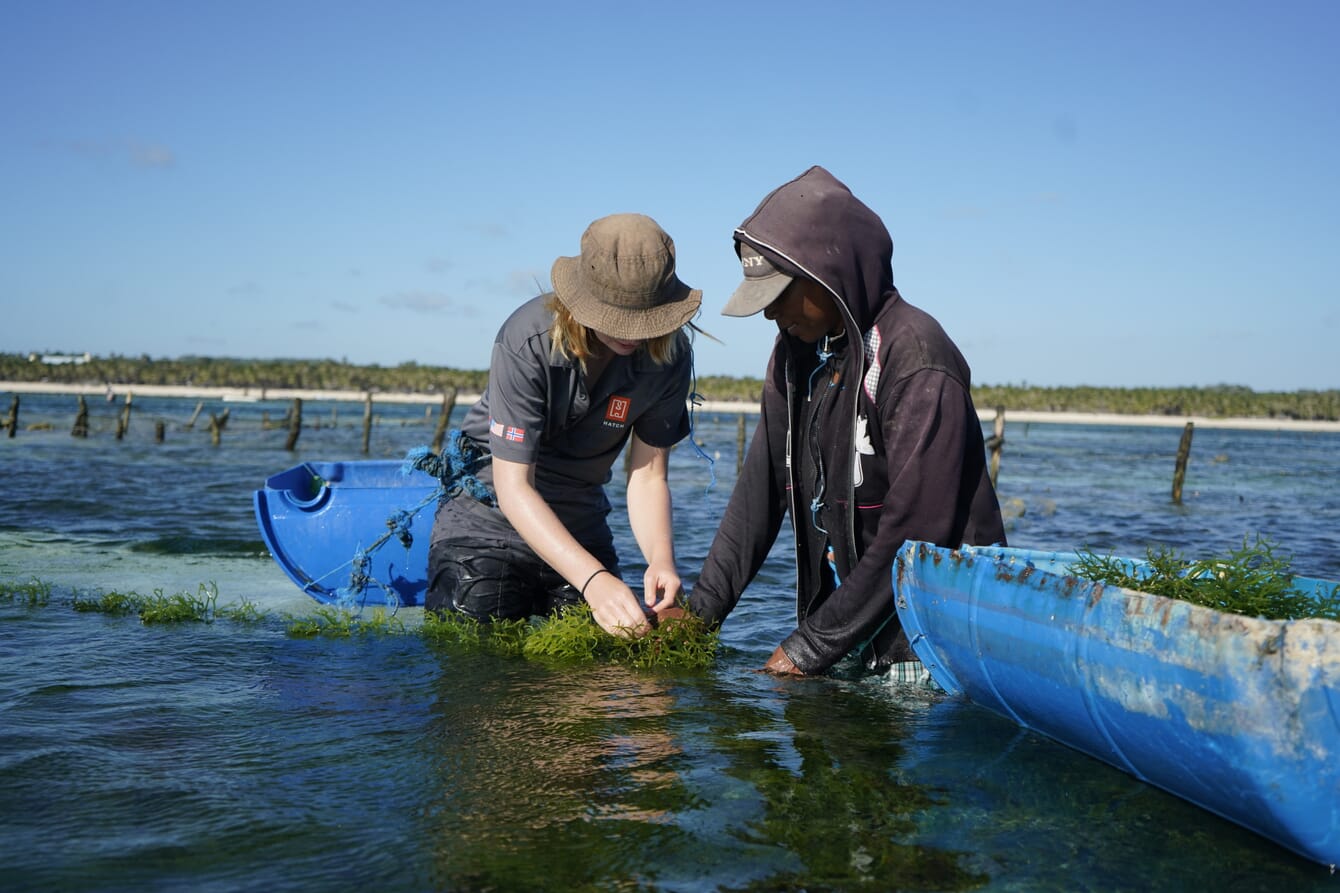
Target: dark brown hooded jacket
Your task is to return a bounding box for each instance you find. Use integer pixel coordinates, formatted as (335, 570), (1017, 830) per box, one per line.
(689, 166), (1006, 673)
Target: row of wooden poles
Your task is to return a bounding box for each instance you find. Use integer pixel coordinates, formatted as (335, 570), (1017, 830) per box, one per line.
(1, 389), (460, 454)
(979, 408), (1198, 505)
(0, 393), (240, 446)
(5, 394), (1198, 503)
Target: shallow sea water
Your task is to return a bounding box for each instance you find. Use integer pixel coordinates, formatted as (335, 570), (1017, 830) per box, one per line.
(2, 393), (1338, 891)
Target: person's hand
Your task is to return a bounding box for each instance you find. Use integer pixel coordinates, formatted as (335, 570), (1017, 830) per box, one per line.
(641, 560), (682, 616)
(762, 644), (804, 676)
(583, 572), (651, 638)
(650, 603), (688, 626)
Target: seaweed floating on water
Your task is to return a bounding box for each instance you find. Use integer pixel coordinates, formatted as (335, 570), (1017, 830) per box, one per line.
(4, 575), (720, 668)
(423, 603), (719, 670)
(284, 605), (407, 637)
(0, 577), (51, 607)
(1069, 537), (1340, 622)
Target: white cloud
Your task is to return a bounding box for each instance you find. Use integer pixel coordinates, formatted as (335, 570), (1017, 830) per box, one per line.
(130, 141), (175, 169)
(45, 137), (176, 170)
(463, 221), (508, 239)
(379, 291), (458, 314)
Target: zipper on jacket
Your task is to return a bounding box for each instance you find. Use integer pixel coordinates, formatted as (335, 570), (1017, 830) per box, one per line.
(806, 354), (836, 536)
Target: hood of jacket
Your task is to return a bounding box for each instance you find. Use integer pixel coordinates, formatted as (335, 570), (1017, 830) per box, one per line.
(733, 165), (895, 336)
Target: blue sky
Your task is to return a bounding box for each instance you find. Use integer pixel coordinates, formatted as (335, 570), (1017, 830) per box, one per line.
(3, 1), (1337, 390)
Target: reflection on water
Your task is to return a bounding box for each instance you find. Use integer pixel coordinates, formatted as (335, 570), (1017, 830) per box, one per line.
(2, 395), (1339, 890)
(420, 650), (985, 892)
(424, 659), (696, 888)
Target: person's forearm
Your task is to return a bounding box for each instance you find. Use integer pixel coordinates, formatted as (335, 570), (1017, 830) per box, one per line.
(497, 473), (601, 585)
(625, 437), (676, 567)
(625, 437), (682, 612)
(626, 474), (675, 567)
(492, 456), (650, 636)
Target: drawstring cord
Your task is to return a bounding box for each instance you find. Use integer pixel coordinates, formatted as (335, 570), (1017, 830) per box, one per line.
(807, 335), (840, 534)
(806, 334), (837, 401)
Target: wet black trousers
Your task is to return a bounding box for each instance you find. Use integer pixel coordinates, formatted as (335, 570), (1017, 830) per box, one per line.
(425, 497), (620, 620)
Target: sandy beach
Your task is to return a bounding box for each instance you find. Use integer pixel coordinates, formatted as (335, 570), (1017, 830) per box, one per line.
(3, 380), (1338, 433)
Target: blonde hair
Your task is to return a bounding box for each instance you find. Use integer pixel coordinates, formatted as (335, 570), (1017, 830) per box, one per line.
(545, 293), (683, 370)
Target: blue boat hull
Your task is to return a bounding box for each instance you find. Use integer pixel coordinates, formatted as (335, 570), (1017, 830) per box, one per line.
(254, 461), (439, 607)
(893, 541), (1340, 868)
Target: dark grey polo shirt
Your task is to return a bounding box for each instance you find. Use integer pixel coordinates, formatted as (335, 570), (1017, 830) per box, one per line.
(457, 295), (693, 537)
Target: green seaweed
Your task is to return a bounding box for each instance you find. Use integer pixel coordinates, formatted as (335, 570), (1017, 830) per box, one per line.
(217, 599), (267, 624)
(284, 605), (407, 638)
(1069, 537), (1340, 621)
(526, 604), (719, 669)
(70, 582), (221, 623)
(140, 583), (219, 623)
(0, 577), (51, 607)
(72, 588), (146, 616)
(6, 574), (720, 668)
(425, 603), (719, 669)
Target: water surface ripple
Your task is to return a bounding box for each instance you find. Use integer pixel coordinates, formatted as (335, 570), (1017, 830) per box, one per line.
(2, 395), (1338, 890)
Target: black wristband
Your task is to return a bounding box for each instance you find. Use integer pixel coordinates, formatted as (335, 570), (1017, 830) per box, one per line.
(580, 568), (612, 597)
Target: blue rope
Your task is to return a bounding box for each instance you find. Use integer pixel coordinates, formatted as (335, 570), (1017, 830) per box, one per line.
(402, 431), (495, 505)
(686, 358), (717, 492)
(332, 430), (496, 611)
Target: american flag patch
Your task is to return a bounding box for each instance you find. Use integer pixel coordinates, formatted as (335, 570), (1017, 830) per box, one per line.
(505, 426), (525, 443)
(489, 417), (504, 437)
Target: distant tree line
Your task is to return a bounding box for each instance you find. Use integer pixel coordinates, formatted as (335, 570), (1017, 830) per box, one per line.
(2, 353), (1336, 421)
(971, 384), (1339, 422)
(3, 353), (490, 394)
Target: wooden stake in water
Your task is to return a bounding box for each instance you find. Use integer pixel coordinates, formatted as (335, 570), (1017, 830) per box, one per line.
(154, 420), (166, 443)
(185, 401), (204, 430)
(4, 395), (17, 438)
(115, 393), (134, 440)
(361, 393), (373, 455)
(736, 414), (746, 476)
(209, 408), (230, 446)
(72, 395), (89, 438)
(1171, 421), (1194, 504)
(986, 407), (1006, 489)
(431, 387), (457, 453)
(284, 398), (303, 451)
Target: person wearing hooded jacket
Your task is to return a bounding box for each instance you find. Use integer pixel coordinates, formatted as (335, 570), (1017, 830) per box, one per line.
(686, 166), (1006, 676)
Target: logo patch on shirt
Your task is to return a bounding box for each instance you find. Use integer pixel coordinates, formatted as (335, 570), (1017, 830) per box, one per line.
(489, 417), (504, 437)
(605, 395), (631, 424)
(505, 426), (526, 443)
(853, 413), (874, 487)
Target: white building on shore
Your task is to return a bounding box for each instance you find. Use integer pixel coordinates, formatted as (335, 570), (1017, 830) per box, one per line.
(28, 352), (93, 365)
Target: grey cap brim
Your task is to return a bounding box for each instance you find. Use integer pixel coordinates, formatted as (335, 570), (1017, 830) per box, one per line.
(721, 271), (792, 317)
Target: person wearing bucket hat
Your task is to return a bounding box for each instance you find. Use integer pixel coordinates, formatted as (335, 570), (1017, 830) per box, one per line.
(425, 213), (703, 638)
(682, 166), (1006, 677)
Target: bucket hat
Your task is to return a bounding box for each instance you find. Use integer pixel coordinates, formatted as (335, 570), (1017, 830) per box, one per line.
(551, 213), (702, 340)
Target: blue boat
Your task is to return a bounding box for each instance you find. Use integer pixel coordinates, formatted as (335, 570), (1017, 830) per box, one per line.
(893, 540), (1340, 868)
(254, 460), (440, 607)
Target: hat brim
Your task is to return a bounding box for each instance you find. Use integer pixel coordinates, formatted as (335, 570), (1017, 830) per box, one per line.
(552, 255), (702, 341)
(721, 272), (792, 318)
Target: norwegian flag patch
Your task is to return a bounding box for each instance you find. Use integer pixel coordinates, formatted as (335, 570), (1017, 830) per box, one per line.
(505, 426), (526, 443)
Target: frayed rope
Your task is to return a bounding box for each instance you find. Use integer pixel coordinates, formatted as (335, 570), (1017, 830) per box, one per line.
(334, 430), (495, 611)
